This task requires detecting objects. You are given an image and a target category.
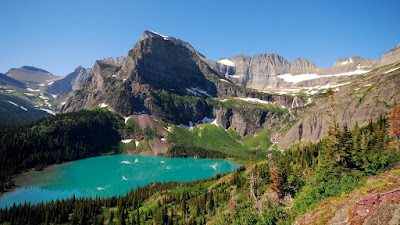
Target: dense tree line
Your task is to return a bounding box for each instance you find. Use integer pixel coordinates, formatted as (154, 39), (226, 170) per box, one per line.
(168, 144), (228, 159)
(0, 110), (123, 192)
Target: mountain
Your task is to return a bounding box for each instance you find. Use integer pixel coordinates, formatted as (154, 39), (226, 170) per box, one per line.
(46, 66), (91, 95)
(381, 43), (400, 66)
(210, 54), (379, 89)
(62, 30), (300, 135)
(0, 73), (25, 88)
(0, 93), (51, 127)
(277, 60), (400, 149)
(5, 66), (61, 84)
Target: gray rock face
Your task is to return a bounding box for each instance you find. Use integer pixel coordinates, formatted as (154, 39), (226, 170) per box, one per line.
(318, 56), (379, 75)
(103, 56), (126, 65)
(62, 30), (300, 136)
(381, 44), (400, 66)
(290, 58), (318, 74)
(46, 66), (90, 95)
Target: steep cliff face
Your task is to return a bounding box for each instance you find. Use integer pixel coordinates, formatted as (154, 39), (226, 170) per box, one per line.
(62, 31), (300, 135)
(381, 44), (400, 66)
(278, 61), (400, 149)
(290, 58), (319, 75)
(47, 66), (90, 95)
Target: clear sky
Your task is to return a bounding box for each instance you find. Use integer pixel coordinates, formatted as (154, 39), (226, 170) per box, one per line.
(1, 0), (399, 76)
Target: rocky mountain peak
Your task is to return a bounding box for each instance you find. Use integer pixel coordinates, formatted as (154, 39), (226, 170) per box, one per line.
(290, 58), (318, 74)
(381, 43), (400, 66)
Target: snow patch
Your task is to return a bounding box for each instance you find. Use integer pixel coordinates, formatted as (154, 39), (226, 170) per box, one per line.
(278, 70), (370, 83)
(121, 139), (132, 143)
(179, 117), (218, 130)
(219, 79), (230, 83)
(135, 141), (139, 147)
(99, 103), (108, 108)
(341, 58), (353, 65)
(228, 75), (240, 78)
(40, 108), (55, 115)
(384, 67), (400, 74)
(39, 95), (49, 100)
(61, 102), (66, 106)
(124, 116), (130, 123)
(236, 97), (270, 104)
(50, 94), (57, 98)
(365, 84), (372, 87)
(148, 30), (169, 40)
(39, 83), (45, 87)
(186, 87), (211, 97)
(161, 138), (166, 141)
(218, 59), (235, 67)
(27, 88), (40, 92)
(121, 161), (131, 164)
(6, 101), (18, 107)
(47, 82), (54, 85)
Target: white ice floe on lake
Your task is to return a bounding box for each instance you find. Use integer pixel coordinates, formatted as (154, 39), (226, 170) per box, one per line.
(218, 59), (235, 67)
(97, 187), (104, 191)
(186, 87), (211, 97)
(166, 166), (170, 169)
(121, 139), (132, 143)
(99, 103), (108, 108)
(122, 176), (128, 180)
(160, 161), (165, 164)
(134, 158), (139, 163)
(210, 163), (218, 170)
(121, 161), (132, 164)
(384, 67), (400, 74)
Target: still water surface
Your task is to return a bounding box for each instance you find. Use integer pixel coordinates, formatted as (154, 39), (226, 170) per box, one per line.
(0, 155), (240, 208)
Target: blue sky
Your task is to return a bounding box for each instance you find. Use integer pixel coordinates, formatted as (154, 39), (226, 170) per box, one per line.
(1, 0), (399, 76)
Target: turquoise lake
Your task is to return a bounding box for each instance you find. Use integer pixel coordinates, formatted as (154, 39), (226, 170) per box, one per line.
(0, 155), (240, 208)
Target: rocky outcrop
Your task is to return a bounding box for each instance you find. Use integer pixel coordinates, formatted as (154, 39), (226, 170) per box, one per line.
(278, 61), (400, 149)
(62, 31), (300, 136)
(381, 44), (400, 66)
(47, 66), (90, 95)
(290, 58), (318, 75)
(102, 56), (126, 65)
